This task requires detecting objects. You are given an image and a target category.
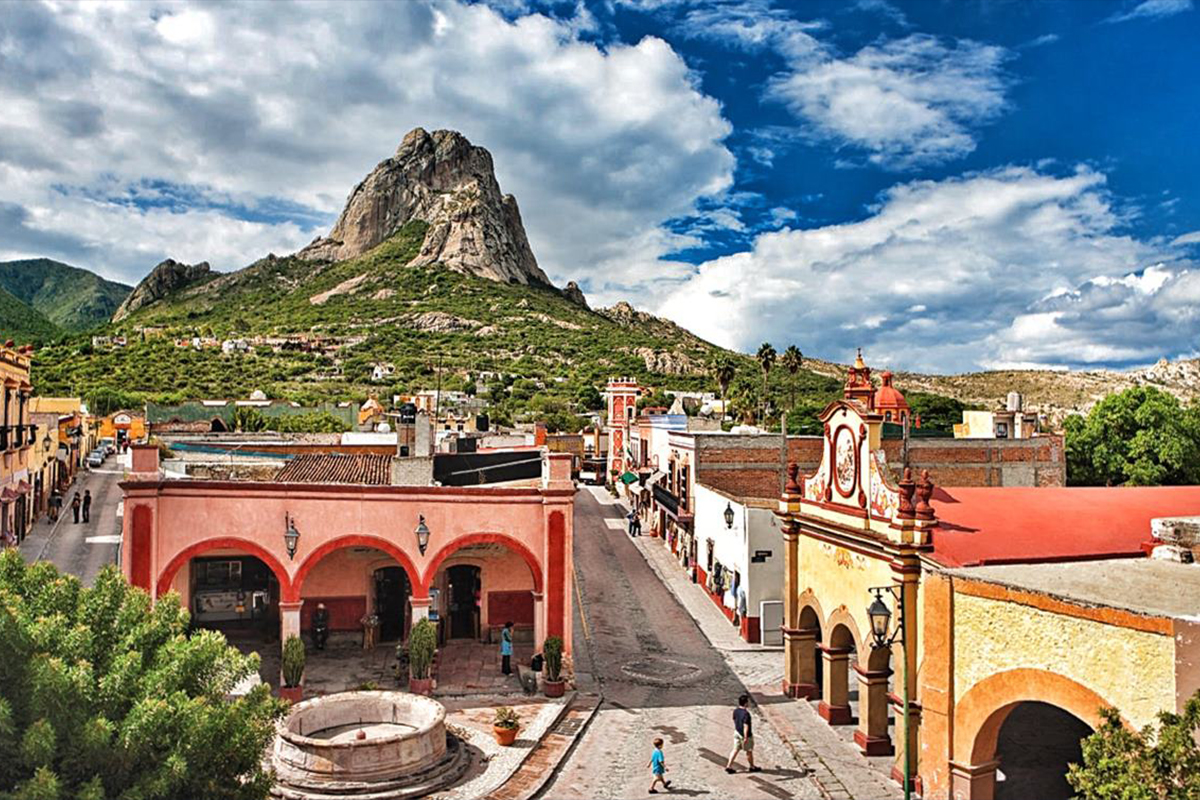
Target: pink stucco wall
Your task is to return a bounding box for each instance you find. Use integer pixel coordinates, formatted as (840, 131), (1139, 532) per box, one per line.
(120, 453), (576, 652)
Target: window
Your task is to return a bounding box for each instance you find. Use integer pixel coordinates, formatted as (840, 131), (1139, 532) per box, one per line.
(996, 422), (1009, 439)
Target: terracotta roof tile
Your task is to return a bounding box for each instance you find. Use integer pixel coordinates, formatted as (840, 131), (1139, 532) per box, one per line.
(274, 453), (392, 485)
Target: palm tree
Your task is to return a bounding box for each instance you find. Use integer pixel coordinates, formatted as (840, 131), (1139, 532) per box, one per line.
(780, 345), (804, 415)
(710, 356), (736, 424)
(756, 342), (777, 425)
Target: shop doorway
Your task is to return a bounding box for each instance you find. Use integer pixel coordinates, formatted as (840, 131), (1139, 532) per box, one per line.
(190, 555), (279, 637)
(374, 567), (411, 642)
(447, 565), (481, 640)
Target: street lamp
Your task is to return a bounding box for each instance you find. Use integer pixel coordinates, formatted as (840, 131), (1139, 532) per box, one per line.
(723, 501), (735, 529)
(415, 515), (431, 555)
(42, 433), (52, 454)
(283, 514), (300, 561)
(867, 585), (911, 800)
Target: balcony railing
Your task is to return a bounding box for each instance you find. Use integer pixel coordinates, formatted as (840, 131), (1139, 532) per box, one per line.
(27, 423), (37, 446)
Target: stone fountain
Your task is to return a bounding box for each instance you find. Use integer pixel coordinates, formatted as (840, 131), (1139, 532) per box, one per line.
(271, 691), (470, 799)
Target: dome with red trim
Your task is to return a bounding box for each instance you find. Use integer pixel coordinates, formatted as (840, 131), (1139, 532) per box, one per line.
(874, 371), (910, 423)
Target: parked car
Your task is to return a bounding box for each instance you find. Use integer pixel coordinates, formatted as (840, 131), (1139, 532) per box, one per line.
(99, 436), (116, 455)
(86, 450), (105, 468)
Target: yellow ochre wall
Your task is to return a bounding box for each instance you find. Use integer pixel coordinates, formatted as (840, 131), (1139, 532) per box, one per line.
(798, 535), (895, 658)
(953, 590), (1175, 728)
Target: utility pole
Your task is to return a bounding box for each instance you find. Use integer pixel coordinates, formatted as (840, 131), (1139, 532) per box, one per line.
(434, 352), (444, 428)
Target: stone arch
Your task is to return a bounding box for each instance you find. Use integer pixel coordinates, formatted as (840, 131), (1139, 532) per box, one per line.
(796, 589), (826, 631)
(156, 536), (293, 601)
(955, 668), (1115, 765)
(293, 534), (422, 601)
(421, 532), (543, 596)
(824, 605), (864, 657)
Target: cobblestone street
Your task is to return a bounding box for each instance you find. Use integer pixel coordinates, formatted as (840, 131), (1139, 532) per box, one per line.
(541, 489), (819, 800)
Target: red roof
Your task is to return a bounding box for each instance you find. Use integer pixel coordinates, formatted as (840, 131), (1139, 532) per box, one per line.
(929, 485), (1200, 567)
(874, 371), (909, 412)
(274, 453), (392, 485)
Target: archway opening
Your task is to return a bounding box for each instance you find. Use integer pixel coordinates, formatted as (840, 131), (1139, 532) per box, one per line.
(210, 417), (228, 432)
(446, 564), (481, 640)
(374, 566), (412, 643)
(798, 606), (823, 699)
(188, 553), (280, 640)
(995, 702), (1092, 800)
(819, 623), (856, 726)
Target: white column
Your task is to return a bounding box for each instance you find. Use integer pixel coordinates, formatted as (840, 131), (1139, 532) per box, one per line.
(411, 596), (431, 625)
(279, 600), (303, 646)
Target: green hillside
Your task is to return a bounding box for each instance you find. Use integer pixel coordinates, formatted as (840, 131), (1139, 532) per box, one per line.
(0, 287), (62, 345)
(30, 222), (845, 429)
(0, 259), (132, 331)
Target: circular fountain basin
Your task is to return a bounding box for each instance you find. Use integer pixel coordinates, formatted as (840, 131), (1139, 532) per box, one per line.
(274, 691), (447, 784)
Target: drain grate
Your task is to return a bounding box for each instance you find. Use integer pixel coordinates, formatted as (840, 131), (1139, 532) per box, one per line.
(554, 717), (585, 736)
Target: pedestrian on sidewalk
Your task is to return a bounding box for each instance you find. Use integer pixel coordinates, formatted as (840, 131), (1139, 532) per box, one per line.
(500, 620), (514, 675)
(82, 490), (92, 523)
(647, 737), (671, 793)
(725, 693), (760, 774)
(71, 492), (81, 524)
(49, 491), (62, 521)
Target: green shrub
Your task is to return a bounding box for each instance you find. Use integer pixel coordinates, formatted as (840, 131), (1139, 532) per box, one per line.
(409, 619), (437, 680)
(543, 636), (564, 682)
(282, 635), (305, 688)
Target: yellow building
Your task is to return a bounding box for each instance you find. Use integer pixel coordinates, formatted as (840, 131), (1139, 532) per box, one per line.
(29, 397), (88, 492)
(1, 343), (37, 546)
(97, 409), (147, 444)
(776, 360), (1200, 799)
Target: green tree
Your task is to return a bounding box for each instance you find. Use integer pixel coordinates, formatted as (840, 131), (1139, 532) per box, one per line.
(780, 345), (803, 426)
(87, 387), (139, 417)
(906, 392), (967, 433)
(233, 406), (266, 433)
(575, 384), (604, 412)
(756, 342), (777, 425)
(1065, 386), (1200, 486)
(1068, 689), (1200, 800)
(710, 356), (737, 425)
(0, 551), (285, 799)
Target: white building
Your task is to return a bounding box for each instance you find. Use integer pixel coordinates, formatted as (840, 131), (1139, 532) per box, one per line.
(692, 482), (786, 645)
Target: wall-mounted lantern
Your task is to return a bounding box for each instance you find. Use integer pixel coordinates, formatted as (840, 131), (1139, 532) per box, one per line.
(724, 501), (735, 529)
(283, 514), (301, 561)
(415, 515), (431, 556)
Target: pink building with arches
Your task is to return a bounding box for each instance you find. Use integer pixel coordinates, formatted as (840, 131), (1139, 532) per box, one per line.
(120, 445), (574, 654)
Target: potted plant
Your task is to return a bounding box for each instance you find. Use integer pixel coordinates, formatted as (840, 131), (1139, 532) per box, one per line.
(542, 635), (566, 698)
(280, 634), (305, 703)
(408, 618), (437, 695)
(492, 706), (520, 746)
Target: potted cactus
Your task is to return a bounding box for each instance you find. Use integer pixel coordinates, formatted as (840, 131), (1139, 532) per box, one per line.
(280, 634), (305, 703)
(408, 618), (437, 695)
(542, 635), (566, 698)
(492, 706), (520, 746)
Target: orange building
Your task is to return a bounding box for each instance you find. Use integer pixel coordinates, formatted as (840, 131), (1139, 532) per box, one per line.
(97, 409), (147, 444)
(777, 364), (1200, 799)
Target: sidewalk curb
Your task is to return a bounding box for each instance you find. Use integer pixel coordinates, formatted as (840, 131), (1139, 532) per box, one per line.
(481, 690), (603, 800)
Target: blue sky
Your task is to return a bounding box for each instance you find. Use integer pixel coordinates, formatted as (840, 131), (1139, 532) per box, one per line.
(1, 0), (1197, 371)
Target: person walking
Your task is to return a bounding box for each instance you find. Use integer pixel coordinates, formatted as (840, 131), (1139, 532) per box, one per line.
(647, 737), (671, 793)
(500, 620), (514, 675)
(70, 492), (81, 524)
(49, 491), (62, 522)
(725, 694), (760, 774)
(82, 490), (92, 523)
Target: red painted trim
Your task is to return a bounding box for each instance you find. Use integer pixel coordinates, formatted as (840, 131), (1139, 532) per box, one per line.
(421, 532), (543, 596)
(546, 511), (566, 639)
(293, 534), (422, 601)
(130, 506), (153, 591)
(119, 479), (546, 498)
(156, 537), (294, 601)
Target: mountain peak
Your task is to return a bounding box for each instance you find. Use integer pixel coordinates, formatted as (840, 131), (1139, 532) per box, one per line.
(299, 127), (551, 288)
(113, 258), (210, 322)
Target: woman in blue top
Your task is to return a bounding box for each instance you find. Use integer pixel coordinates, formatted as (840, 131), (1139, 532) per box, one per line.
(500, 620), (514, 675)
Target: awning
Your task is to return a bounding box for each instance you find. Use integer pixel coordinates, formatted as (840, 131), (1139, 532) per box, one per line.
(16, 481), (30, 494)
(645, 470), (666, 488)
(0, 487), (17, 503)
(619, 471), (639, 485)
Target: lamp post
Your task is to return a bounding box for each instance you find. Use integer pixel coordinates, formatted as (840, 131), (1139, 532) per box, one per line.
(723, 501), (735, 529)
(415, 515), (431, 556)
(283, 514), (300, 561)
(867, 585), (911, 800)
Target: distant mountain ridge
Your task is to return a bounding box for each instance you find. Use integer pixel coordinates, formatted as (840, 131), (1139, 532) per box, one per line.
(0, 258), (131, 331)
(0, 286), (60, 344)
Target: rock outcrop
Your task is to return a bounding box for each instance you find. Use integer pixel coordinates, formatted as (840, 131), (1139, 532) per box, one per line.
(113, 259), (211, 322)
(299, 128), (552, 287)
(562, 281), (588, 308)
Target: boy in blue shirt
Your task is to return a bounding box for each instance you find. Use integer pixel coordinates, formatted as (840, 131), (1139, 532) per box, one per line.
(648, 737), (671, 793)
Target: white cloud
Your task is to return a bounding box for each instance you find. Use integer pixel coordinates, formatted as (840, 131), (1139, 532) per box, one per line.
(769, 34), (1011, 169)
(656, 165), (1195, 372)
(1106, 0), (1193, 23)
(0, 0), (733, 291)
(1172, 230), (1200, 246)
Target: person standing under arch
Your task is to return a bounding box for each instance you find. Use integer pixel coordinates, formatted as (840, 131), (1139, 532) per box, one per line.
(500, 620), (514, 675)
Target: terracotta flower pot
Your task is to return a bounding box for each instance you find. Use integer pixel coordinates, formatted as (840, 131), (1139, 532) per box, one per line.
(279, 685), (304, 704)
(493, 724), (520, 746)
(409, 677), (434, 696)
(543, 679), (566, 698)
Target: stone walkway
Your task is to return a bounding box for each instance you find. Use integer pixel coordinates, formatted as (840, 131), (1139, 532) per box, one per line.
(437, 640), (533, 696)
(605, 488), (904, 800)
